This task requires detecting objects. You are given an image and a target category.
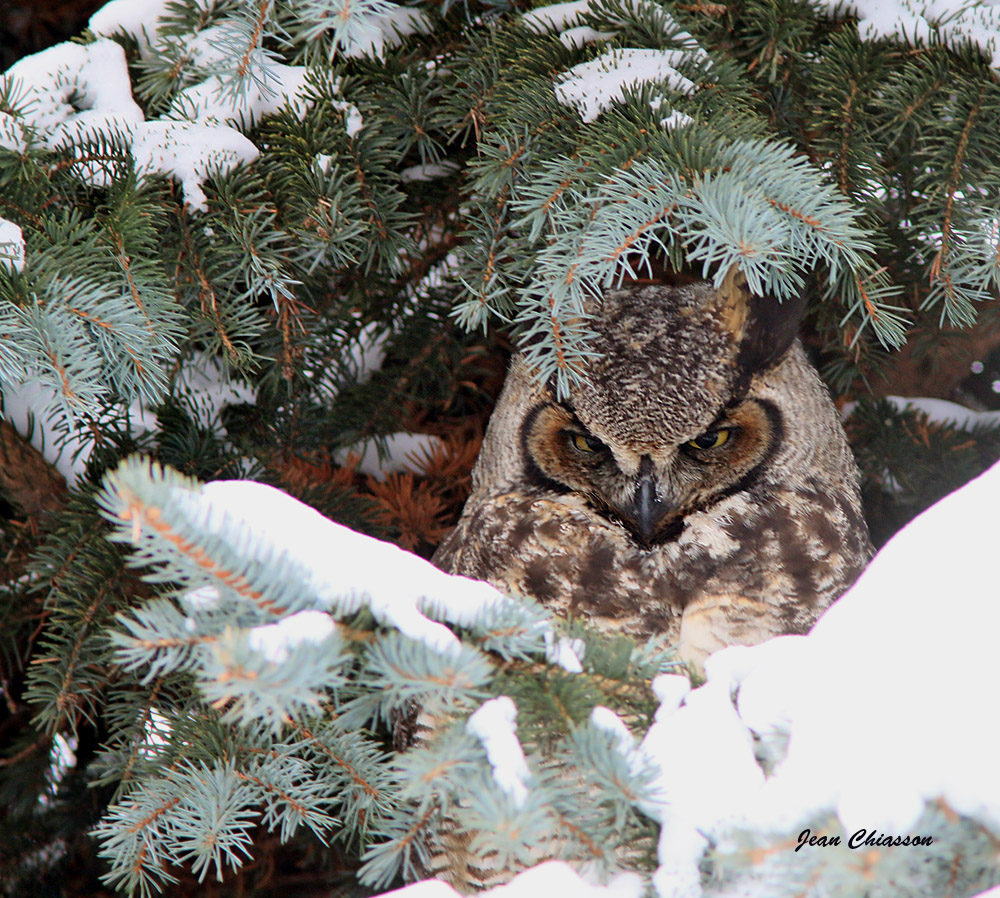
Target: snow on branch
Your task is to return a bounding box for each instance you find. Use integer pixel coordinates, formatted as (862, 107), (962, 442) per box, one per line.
(99, 457), (539, 654)
(555, 48), (697, 127)
(292, 0), (432, 60)
(829, 0), (1000, 67)
(0, 218), (25, 273)
(467, 697), (531, 807)
(0, 36), (258, 210)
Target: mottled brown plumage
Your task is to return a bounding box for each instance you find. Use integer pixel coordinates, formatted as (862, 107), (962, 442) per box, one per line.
(434, 273), (873, 668)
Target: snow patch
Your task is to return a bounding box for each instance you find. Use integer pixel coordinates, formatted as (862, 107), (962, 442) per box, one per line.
(334, 432), (446, 480)
(543, 631), (585, 673)
(522, 0), (590, 32)
(0, 218), (25, 273)
(382, 860), (644, 897)
(45, 733), (78, 799)
(883, 394), (1000, 429)
(247, 610), (336, 663)
(1, 39), (144, 150)
(559, 26), (616, 49)
(555, 48), (696, 124)
(172, 351), (256, 427)
(179, 479), (513, 654)
(590, 705), (638, 756)
(0, 111), (27, 152)
(168, 64), (314, 128)
(467, 697), (531, 806)
(400, 161), (461, 182)
(1, 381), (98, 485)
(525, 0), (700, 52)
(0, 36), (263, 210)
(131, 120), (258, 212)
(1, 353), (247, 486)
(89, 0), (178, 54)
(140, 707), (174, 759)
(339, 6), (433, 60)
(826, 0), (1000, 67)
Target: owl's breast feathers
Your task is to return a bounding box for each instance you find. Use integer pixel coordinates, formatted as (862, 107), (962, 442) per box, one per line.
(432, 477), (871, 659)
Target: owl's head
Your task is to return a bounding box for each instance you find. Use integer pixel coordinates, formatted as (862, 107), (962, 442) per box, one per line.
(482, 271), (809, 548)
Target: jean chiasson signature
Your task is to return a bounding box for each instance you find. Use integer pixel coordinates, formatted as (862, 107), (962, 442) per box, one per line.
(795, 828), (934, 852)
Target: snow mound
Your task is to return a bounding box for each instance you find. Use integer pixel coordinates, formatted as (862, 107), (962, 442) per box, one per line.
(640, 457), (1000, 895)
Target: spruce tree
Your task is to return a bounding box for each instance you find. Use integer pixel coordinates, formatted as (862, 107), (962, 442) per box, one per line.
(2, 0), (1000, 896)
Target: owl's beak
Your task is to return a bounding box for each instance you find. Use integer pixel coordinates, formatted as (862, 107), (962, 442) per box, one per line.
(626, 469), (672, 547)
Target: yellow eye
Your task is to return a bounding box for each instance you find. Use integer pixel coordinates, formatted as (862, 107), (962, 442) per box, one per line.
(570, 432), (602, 453)
(686, 428), (731, 450)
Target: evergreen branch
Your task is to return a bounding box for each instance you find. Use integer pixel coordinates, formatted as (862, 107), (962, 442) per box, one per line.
(192, 249), (241, 364)
(117, 677), (168, 788)
(288, 720), (385, 802)
(97, 458), (323, 622)
(130, 504), (277, 610)
(235, 1), (274, 83)
(235, 764), (338, 842)
(836, 77), (859, 197)
(359, 804), (438, 888)
(930, 81), (985, 323)
(46, 586), (110, 732)
(108, 231), (155, 333)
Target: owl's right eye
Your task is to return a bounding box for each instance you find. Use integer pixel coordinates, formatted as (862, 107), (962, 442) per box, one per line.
(685, 428), (732, 451)
(567, 432), (604, 454)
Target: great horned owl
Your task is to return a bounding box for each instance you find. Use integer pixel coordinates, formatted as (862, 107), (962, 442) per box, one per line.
(434, 270), (873, 667)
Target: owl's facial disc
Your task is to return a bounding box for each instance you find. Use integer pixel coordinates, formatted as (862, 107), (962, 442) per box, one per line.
(522, 398), (781, 547)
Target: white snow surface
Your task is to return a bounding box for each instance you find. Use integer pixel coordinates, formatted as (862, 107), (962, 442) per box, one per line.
(467, 697), (531, 806)
(168, 65), (314, 128)
(522, 0), (590, 32)
(636, 457), (1000, 896)
(543, 632), (585, 673)
(247, 610), (336, 663)
(0, 218), (25, 273)
(1, 352), (249, 487)
(559, 26), (616, 49)
(131, 120), (259, 212)
(45, 733), (79, 800)
(139, 707), (173, 760)
(0, 112), (27, 152)
(524, 0), (699, 51)
(826, 0), (1000, 67)
(400, 161), (462, 182)
(590, 705), (638, 757)
(381, 860), (644, 898)
(1, 381), (100, 484)
(2, 39), (144, 151)
(173, 353), (257, 428)
(5, 2), (363, 210)
(884, 394), (1000, 429)
(89, 0), (186, 54)
(178, 479), (514, 654)
(555, 48), (697, 125)
(338, 6), (432, 60)
(0, 35), (260, 210)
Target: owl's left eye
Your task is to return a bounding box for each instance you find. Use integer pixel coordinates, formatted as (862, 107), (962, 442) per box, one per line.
(568, 432), (604, 453)
(686, 428), (731, 450)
